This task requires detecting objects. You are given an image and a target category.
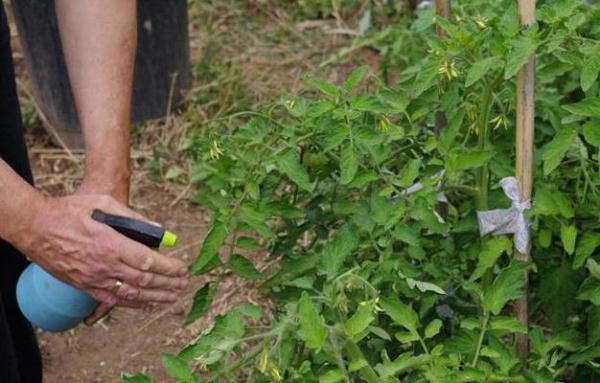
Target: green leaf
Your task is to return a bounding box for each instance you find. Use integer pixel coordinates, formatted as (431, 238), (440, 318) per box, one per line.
(412, 57), (440, 97)
(424, 319), (442, 339)
(277, 150), (314, 192)
(162, 353), (193, 382)
(185, 282), (217, 326)
(375, 354), (430, 380)
(398, 159), (421, 188)
(314, 79), (339, 97)
(318, 224), (359, 278)
(340, 144), (359, 185)
(229, 254), (262, 280)
(470, 237), (512, 281)
(344, 302), (375, 337)
(348, 358), (368, 372)
(578, 277), (600, 305)
(504, 32), (537, 79)
(447, 149), (495, 172)
(532, 185), (574, 219)
(541, 127), (577, 175)
(190, 222), (226, 275)
(466, 57), (502, 87)
(405, 277), (446, 295)
(539, 265), (581, 330)
(380, 297), (420, 334)
(574, 233), (600, 269)
(563, 97), (600, 118)
(297, 293), (328, 350)
(582, 53), (600, 92)
(121, 374), (152, 383)
(566, 344), (600, 364)
(582, 122), (600, 147)
(484, 261), (528, 315)
(236, 236), (260, 250)
(588, 306), (600, 344)
(319, 369), (345, 383)
(588, 258), (600, 280)
(438, 110), (465, 154)
(392, 226), (420, 247)
(561, 225), (578, 255)
(394, 331), (420, 343)
(240, 204), (273, 238)
(343, 66), (368, 92)
(489, 316), (528, 334)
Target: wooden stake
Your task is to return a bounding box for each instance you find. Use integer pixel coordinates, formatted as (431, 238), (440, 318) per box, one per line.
(435, 0), (451, 38)
(515, 0), (536, 360)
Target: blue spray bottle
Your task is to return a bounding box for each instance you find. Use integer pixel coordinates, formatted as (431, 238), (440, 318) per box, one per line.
(16, 209), (177, 332)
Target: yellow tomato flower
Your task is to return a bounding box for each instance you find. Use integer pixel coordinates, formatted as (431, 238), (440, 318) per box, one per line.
(490, 114), (508, 130)
(439, 59), (460, 80)
(475, 15), (488, 29)
(378, 117), (391, 132)
(209, 140), (224, 160)
(270, 367), (282, 382)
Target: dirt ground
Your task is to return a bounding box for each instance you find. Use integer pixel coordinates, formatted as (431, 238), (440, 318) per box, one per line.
(5, 1), (381, 381)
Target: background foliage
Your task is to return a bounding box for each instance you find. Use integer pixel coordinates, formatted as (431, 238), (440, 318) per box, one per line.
(127, 0), (600, 381)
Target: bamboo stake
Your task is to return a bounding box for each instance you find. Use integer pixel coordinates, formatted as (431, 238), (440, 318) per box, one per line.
(435, 0), (451, 39)
(515, 0), (536, 359)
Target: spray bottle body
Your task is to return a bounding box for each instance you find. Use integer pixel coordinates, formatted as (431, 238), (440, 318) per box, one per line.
(16, 210), (177, 332)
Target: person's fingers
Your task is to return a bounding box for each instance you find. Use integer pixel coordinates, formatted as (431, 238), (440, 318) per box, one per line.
(125, 287), (178, 303)
(114, 267), (188, 290)
(116, 243), (187, 277)
(88, 288), (117, 306)
(97, 280), (178, 304)
(95, 195), (147, 221)
(84, 289), (117, 325)
(85, 302), (111, 326)
(114, 300), (146, 309)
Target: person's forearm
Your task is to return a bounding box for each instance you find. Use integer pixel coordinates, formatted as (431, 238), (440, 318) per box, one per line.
(0, 160), (43, 244)
(55, 0), (137, 202)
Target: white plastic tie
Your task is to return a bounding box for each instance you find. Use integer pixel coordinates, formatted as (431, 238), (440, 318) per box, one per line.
(477, 177), (531, 253)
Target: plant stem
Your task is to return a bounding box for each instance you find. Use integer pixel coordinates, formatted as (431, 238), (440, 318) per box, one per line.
(343, 336), (379, 383)
(471, 310), (490, 367)
(328, 330), (351, 383)
(418, 335), (430, 356)
(475, 82), (495, 211)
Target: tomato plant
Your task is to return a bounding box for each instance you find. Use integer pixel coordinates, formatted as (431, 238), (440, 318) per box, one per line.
(125, 0), (600, 382)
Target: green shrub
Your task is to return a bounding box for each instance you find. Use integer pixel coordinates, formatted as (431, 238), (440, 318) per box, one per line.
(127, 0), (600, 381)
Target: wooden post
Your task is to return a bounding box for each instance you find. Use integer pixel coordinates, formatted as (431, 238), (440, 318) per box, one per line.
(515, 0), (536, 359)
(435, 0), (451, 39)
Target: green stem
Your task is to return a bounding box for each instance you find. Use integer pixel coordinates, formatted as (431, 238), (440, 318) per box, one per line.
(471, 310), (490, 367)
(343, 336), (379, 383)
(475, 80), (496, 211)
(328, 330), (351, 383)
(418, 335), (430, 356)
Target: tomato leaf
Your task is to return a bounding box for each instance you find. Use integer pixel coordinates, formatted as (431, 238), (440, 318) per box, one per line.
(184, 282), (217, 326)
(190, 222), (226, 275)
(297, 293), (328, 350)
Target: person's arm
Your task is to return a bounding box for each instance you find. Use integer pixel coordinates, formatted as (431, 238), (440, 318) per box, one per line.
(55, 0), (137, 203)
(0, 0), (189, 322)
(0, 159), (187, 308)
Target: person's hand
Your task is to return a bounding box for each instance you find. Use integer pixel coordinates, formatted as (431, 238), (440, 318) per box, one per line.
(8, 192), (188, 324)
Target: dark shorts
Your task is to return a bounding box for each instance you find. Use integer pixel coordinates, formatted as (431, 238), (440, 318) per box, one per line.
(0, 3), (43, 383)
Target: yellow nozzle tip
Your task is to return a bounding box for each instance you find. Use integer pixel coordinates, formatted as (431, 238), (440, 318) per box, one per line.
(161, 230), (177, 247)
